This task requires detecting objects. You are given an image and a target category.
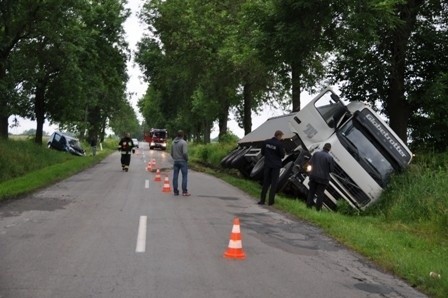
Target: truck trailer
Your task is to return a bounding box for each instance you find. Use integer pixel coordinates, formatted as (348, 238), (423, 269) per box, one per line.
(221, 86), (413, 211)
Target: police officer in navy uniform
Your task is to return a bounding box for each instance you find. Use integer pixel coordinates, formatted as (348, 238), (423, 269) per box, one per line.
(258, 130), (285, 206)
(118, 133), (135, 172)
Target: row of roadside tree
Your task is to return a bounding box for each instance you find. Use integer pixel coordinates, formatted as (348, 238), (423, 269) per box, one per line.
(0, 0), (140, 144)
(1, 1), (447, 151)
(135, 0), (448, 151)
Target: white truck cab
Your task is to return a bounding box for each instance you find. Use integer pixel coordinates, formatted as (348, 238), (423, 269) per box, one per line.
(289, 87), (413, 210)
(221, 86), (412, 211)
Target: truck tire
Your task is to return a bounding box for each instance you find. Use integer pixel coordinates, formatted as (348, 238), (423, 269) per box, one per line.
(277, 161), (294, 193)
(230, 147), (251, 169)
(220, 148), (240, 168)
(224, 147), (245, 168)
(238, 163), (252, 178)
(250, 156), (265, 180)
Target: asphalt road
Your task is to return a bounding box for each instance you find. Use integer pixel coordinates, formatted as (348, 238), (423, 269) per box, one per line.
(0, 143), (426, 298)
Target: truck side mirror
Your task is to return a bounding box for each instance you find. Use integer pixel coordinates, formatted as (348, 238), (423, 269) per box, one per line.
(331, 93), (340, 101)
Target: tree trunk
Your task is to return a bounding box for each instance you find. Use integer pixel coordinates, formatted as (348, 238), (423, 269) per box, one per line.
(194, 124), (201, 143)
(100, 117), (107, 142)
(243, 82), (253, 135)
(218, 101), (229, 140)
(0, 64), (9, 139)
(34, 82), (46, 145)
(387, 78), (410, 142)
(386, 0), (423, 143)
(203, 119), (211, 144)
(0, 116), (8, 139)
(291, 62), (301, 112)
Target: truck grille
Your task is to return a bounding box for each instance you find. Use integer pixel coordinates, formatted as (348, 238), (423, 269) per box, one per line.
(330, 163), (371, 208)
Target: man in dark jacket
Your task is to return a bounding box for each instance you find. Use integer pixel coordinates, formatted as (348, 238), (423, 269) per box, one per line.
(171, 130), (190, 196)
(307, 143), (334, 211)
(118, 133), (135, 172)
(258, 130), (285, 206)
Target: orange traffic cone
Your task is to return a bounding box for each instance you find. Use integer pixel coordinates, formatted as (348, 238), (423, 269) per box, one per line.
(154, 169), (162, 181)
(146, 162), (153, 172)
(162, 176), (171, 192)
(224, 217), (246, 259)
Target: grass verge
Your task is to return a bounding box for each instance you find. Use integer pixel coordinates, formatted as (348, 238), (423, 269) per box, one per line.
(0, 138), (115, 200)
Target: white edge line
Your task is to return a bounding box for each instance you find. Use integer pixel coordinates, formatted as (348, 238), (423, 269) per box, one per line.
(136, 215), (147, 253)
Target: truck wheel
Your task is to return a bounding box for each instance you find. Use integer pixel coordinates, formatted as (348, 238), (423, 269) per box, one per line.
(250, 156), (265, 180)
(222, 148), (244, 168)
(230, 147), (251, 169)
(238, 163), (252, 178)
(276, 161), (294, 193)
(220, 147), (240, 168)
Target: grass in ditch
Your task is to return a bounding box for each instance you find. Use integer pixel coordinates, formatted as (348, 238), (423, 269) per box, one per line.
(0, 137), (116, 200)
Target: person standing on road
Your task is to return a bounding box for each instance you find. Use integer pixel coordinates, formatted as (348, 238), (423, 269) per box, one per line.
(118, 133), (135, 172)
(258, 130), (285, 206)
(171, 130), (190, 196)
(306, 143), (334, 211)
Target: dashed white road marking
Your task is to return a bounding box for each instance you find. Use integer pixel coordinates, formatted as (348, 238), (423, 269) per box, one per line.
(145, 179), (150, 189)
(136, 216), (147, 253)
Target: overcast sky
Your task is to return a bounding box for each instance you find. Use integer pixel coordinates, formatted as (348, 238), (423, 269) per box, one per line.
(8, 0), (296, 138)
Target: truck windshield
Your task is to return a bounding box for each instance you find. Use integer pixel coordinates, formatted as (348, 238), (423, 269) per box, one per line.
(152, 131), (166, 139)
(337, 120), (395, 187)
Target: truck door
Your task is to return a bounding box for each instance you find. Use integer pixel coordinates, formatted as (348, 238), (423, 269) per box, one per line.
(289, 87), (348, 148)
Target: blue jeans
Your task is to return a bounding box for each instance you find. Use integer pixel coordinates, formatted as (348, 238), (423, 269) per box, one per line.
(173, 160), (188, 194)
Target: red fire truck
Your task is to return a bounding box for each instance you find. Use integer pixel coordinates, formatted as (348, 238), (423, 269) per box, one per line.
(144, 128), (168, 150)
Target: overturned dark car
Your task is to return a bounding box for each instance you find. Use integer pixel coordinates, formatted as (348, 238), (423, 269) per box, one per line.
(47, 131), (85, 156)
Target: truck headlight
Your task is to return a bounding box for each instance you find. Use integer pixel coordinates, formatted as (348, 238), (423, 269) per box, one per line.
(306, 165), (312, 172)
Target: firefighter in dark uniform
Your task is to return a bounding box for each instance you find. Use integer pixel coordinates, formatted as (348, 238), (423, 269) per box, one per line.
(118, 133), (135, 172)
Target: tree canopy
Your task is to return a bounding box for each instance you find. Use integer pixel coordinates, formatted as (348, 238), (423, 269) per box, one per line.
(1, 0), (447, 151)
(136, 0), (447, 150)
(0, 0), (134, 143)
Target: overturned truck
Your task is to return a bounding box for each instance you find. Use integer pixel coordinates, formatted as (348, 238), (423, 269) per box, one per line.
(221, 87), (413, 211)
